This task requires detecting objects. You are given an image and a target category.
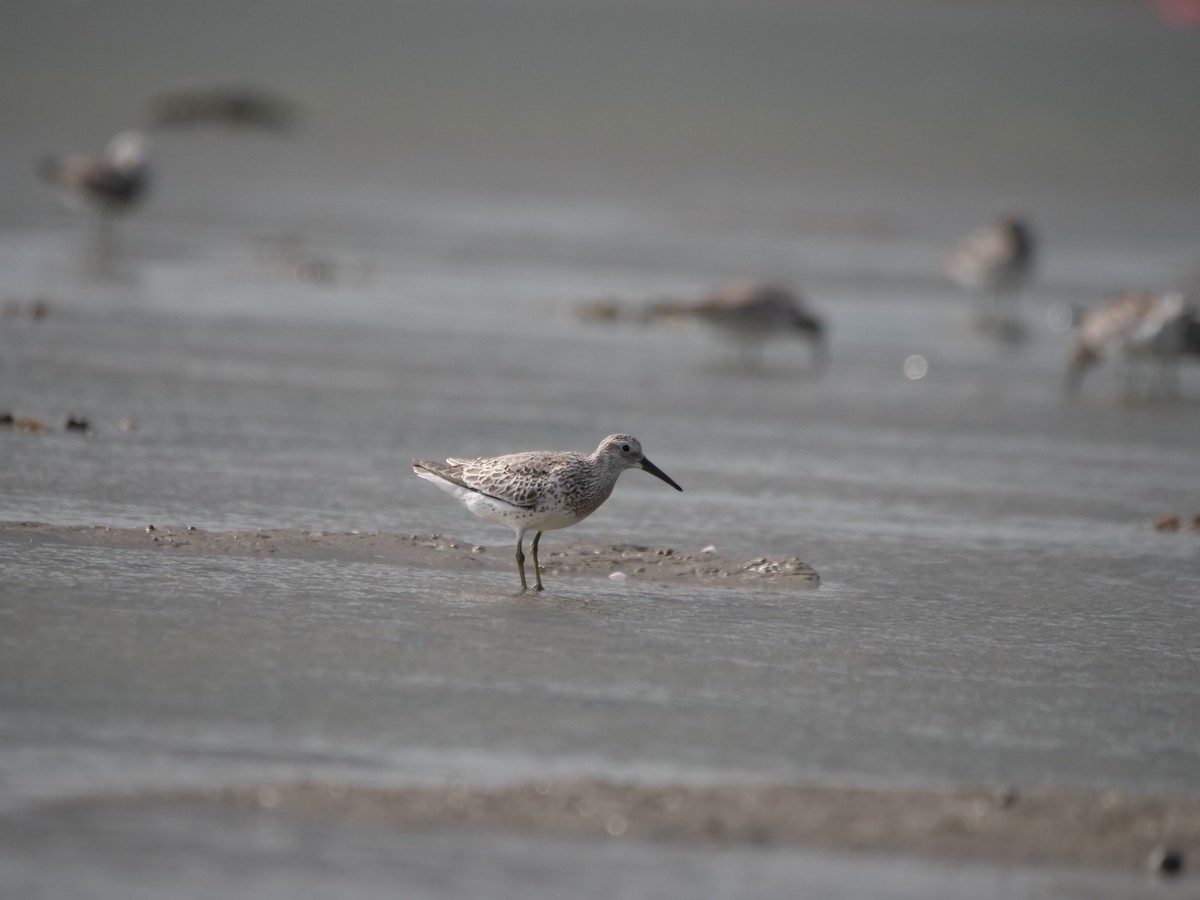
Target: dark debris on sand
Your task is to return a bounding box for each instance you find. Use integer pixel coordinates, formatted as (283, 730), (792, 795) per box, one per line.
(1152, 514), (1200, 533)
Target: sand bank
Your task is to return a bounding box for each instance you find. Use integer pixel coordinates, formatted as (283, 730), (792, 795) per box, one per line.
(0, 521), (819, 588)
(50, 778), (1196, 875)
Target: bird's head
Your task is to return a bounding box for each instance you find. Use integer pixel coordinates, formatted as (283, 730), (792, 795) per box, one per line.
(105, 132), (150, 172)
(597, 434), (682, 491)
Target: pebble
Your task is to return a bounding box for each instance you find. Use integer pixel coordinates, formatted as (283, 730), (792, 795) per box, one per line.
(991, 786), (1019, 808)
(256, 786), (280, 809)
(0, 296), (50, 320)
(1, 414), (48, 432)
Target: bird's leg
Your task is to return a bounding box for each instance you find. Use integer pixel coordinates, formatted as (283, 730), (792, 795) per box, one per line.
(1116, 358), (1132, 400)
(810, 336), (829, 373)
(735, 340), (762, 369)
(531, 531), (545, 591)
(515, 538), (528, 590)
(89, 213), (117, 265)
(1119, 357), (1142, 400)
(1161, 360), (1180, 398)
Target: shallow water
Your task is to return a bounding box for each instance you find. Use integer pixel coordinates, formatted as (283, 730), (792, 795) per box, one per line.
(3, 1), (1200, 897)
(3, 533), (1199, 806)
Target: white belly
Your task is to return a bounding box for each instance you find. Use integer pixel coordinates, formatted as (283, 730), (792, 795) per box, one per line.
(417, 470), (594, 536)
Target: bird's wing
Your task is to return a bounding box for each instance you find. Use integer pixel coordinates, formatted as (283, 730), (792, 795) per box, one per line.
(945, 225), (1012, 282)
(82, 165), (143, 199)
(1079, 292), (1156, 347)
(415, 457), (536, 509)
(697, 281), (787, 311)
(442, 451), (577, 509)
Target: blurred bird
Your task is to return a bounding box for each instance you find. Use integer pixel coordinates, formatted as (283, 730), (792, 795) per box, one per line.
(38, 131), (151, 215)
(147, 85), (297, 132)
(647, 280), (826, 368)
(1066, 290), (1199, 395)
(38, 131), (151, 258)
(945, 215), (1036, 334)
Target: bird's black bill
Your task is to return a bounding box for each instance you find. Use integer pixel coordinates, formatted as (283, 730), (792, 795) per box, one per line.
(641, 457), (683, 491)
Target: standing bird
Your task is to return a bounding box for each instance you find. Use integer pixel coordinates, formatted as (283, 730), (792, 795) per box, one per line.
(413, 434), (682, 591)
(37, 131), (151, 257)
(647, 280), (825, 367)
(1066, 290), (1198, 395)
(944, 215), (1036, 334)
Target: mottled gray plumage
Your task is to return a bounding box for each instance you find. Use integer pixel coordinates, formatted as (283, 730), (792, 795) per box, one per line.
(413, 434), (682, 590)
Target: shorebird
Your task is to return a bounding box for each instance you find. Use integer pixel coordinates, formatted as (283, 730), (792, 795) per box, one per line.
(1066, 290), (1199, 395)
(647, 280), (826, 367)
(944, 215), (1036, 333)
(37, 131), (151, 257)
(38, 131), (151, 216)
(413, 434), (682, 591)
(148, 84), (297, 132)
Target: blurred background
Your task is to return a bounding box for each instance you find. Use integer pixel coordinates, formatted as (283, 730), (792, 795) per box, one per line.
(3, 0), (1199, 530)
(4, 0), (1199, 231)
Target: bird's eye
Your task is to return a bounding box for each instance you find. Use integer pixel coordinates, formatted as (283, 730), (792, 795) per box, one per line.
(621, 443), (630, 452)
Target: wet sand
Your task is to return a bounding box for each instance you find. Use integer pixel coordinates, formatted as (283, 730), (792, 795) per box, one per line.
(49, 778), (1197, 875)
(0, 521), (819, 588)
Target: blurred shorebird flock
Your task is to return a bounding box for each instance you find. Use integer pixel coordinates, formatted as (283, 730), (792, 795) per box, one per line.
(31, 80), (1200, 404)
(573, 210), (1198, 397)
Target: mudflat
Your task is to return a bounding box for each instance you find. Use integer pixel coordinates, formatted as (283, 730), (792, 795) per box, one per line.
(49, 778), (1198, 874)
(0, 521), (819, 589)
